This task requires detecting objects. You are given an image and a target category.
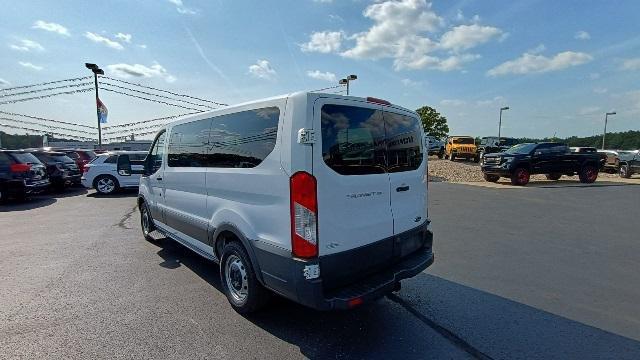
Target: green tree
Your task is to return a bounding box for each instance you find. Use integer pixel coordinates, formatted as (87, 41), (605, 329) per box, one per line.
(416, 105), (449, 139)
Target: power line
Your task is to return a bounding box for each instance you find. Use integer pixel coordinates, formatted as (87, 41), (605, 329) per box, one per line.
(0, 76), (92, 92)
(0, 122), (96, 141)
(0, 88), (94, 105)
(100, 76), (229, 106)
(0, 82), (94, 99)
(310, 84), (345, 93)
(102, 111), (203, 130)
(0, 111), (96, 130)
(100, 87), (207, 111)
(0, 117), (97, 136)
(100, 82), (215, 110)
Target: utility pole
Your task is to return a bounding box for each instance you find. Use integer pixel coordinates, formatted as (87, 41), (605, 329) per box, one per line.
(498, 106), (509, 141)
(602, 111), (617, 149)
(85, 63), (105, 148)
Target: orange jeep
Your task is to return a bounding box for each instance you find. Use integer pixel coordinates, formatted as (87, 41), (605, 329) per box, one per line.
(445, 136), (478, 162)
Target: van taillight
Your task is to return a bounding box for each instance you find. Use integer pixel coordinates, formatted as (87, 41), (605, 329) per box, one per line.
(290, 171), (318, 258)
(10, 163), (31, 173)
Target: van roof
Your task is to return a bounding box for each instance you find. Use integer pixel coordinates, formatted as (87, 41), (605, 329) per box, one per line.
(165, 91), (416, 128)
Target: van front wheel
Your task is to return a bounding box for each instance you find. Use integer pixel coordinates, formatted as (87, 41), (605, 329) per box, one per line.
(220, 242), (269, 314)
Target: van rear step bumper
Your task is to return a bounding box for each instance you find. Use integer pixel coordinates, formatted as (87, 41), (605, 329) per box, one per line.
(322, 248), (434, 310)
(255, 227), (434, 311)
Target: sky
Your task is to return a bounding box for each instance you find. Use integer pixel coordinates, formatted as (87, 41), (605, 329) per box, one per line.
(1, 0), (639, 141)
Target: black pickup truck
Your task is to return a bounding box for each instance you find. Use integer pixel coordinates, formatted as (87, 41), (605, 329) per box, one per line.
(481, 142), (601, 186)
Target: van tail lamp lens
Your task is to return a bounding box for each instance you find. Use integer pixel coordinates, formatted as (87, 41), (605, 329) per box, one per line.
(366, 97), (391, 106)
(290, 171), (318, 258)
(10, 163), (31, 173)
(348, 297), (363, 308)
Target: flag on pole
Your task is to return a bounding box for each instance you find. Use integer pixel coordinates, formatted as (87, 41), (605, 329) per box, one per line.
(97, 97), (108, 124)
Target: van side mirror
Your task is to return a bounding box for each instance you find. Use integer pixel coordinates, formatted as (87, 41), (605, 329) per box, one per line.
(117, 155), (132, 176)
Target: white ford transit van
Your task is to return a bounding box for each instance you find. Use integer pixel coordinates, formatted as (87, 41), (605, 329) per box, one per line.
(117, 92), (434, 313)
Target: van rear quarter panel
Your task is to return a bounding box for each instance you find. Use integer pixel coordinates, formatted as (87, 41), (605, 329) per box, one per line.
(205, 97), (293, 253)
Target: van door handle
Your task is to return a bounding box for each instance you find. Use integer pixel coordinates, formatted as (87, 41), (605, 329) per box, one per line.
(156, 177), (163, 181)
(396, 185), (410, 192)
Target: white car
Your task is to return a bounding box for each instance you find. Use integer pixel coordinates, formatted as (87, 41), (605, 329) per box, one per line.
(82, 151), (147, 194)
(117, 92), (434, 314)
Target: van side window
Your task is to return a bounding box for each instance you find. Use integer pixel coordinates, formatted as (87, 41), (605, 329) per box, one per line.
(206, 107), (279, 168)
(321, 104), (386, 175)
(168, 119), (211, 167)
(385, 111), (423, 173)
(149, 132), (166, 173)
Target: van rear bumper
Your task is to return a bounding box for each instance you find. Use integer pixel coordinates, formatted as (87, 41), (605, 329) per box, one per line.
(254, 223), (434, 310)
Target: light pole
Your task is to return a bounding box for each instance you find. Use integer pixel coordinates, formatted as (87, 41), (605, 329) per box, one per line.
(498, 106), (509, 141)
(602, 111), (616, 149)
(339, 74), (357, 95)
(85, 63), (104, 148)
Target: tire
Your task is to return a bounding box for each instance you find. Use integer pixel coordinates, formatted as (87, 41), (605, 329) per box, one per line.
(438, 151), (444, 159)
(619, 165), (631, 179)
(93, 175), (119, 195)
(510, 167), (530, 186)
(478, 151), (484, 162)
(483, 173), (499, 182)
(220, 241), (269, 314)
(0, 188), (5, 204)
(140, 202), (156, 241)
(474, 155), (480, 163)
(545, 173), (562, 181)
(449, 153), (456, 161)
(578, 164), (598, 183)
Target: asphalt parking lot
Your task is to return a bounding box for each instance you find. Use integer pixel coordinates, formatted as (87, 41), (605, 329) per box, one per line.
(1, 183), (639, 359)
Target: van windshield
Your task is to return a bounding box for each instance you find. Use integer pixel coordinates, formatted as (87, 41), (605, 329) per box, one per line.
(321, 104), (422, 175)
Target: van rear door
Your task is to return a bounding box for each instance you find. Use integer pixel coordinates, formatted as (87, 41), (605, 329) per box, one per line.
(313, 99), (394, 258)
(384, 109), (427, 235)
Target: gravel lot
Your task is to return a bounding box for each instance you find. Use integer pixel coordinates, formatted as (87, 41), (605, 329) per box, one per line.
(427, 156), (621, 183)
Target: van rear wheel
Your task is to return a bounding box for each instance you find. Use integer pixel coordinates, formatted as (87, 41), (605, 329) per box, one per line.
(220, 242), (269, 314)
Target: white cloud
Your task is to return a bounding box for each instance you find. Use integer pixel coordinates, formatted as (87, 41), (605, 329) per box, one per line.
(439, 24), (503, 52)
(0, 78), (10, 85)
(167, 0), (198, 15)
(300, 31), (344, 53)
(433, 54), (480, 71)
(248, 60), (276, 80)
(575, 31), (591, 40)
(32, 20), (70, 36)
(579, 106), (600, 115)
(440, 99), (466, 106)
(302, 0), (501, 72)
(306, 70), (337, 82)
(401, 78), (421, 87)
(527, 43), (546, 54)
(593, 87), (608, 94)
(138, 44), (147, 49)
(621, 58), (640, 71)
(9, 39), (44, 52)
(106, 62), (176, 82)
(18, 62), (44, 71)
(476, 96), (506, 107)
(115, 33), (132, 43)
(455, 9), (465, 22)
(84, 32), (124, 50)
(487, 51), (593, 76)
(342, 0), (443, 61)
(328, 14), (344, 22)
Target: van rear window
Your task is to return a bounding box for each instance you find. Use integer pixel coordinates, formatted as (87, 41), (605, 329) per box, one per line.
(320, 104), (422, 175)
